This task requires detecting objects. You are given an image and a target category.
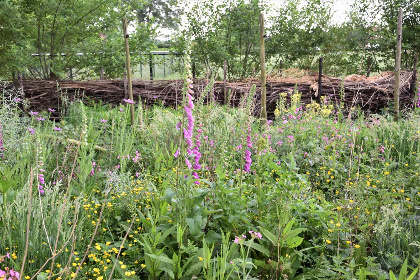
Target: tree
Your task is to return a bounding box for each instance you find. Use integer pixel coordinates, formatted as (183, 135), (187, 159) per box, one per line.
(266, 0), (334, 72)
(0, 0), (159, 79)
(180, 0), (263, 80)
(130, 0), (181, 30)
(349, 0), (420, 72)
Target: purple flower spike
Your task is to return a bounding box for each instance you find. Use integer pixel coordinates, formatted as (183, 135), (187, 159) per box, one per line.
(185, 158), (192, 169)
(244, 150), (252, 173)
(174, 149), (180, 158)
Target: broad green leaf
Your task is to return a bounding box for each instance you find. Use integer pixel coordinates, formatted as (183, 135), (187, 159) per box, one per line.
(243, 240), (270, 256)
(259, 227), (278, 245)
(146, 253), (174, 265)
(286, 236), (304, 248)
(161, 267), (175, 279)
(282, 218), (296, 236)
(389, 271), (397, 280)
(158, 225), (176, 244)
(407, 267), (419, 280)
(399, 259), (408, 280)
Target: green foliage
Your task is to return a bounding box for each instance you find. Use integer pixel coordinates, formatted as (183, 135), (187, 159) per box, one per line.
(180, 0), (263, 79)
(1, 82), (420, 279)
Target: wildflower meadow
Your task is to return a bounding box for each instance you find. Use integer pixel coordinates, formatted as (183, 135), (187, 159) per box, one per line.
(1, 55), (420, 280)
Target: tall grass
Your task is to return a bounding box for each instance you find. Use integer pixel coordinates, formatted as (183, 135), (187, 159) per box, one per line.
(1, 80), (420, 279)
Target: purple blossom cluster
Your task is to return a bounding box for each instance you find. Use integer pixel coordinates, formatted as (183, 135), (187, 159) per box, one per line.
(38, 159), (45, 195)
(0, 267), (20, 280)
(90, 161), (102, 176)
(181, 55), (202, 184)
(184, 87), (195, 155)
(234, 230), (262, 243)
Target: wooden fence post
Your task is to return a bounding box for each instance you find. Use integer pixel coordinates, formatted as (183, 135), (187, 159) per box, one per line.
(223, 60), (227, 105)
(394, 8), (403, 121)
(149, 54), (154, 81)
(259, 12), (267, 120)
(410, 53), (417, 96)
(123, 17), (135, 126)
(317, 57), (323, 104)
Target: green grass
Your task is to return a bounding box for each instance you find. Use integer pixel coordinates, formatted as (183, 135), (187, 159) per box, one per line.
(1, 85), (420, 279)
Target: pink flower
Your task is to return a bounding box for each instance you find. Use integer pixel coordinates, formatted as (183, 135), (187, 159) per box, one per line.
(10, 269), (20, 279)
(37, 117), (45, 121)
(123, 99), (134, 104)
(185, 158), (192, 169)
(100, 119), (107, 123)
(173, 149), (180, 158)
(54, 127), (62, 131)
(48, 108), (55, 112)
(244, 150), (252, 172)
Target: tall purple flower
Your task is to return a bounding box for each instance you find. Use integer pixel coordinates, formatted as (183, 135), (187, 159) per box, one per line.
(244, 122), (252, 172)
(244, 150), (252, 173)
(193, 125), (202, 170)
(37, 146), (45, 195)
(183, 91), (194, 155)
(182, 50), (202, 184)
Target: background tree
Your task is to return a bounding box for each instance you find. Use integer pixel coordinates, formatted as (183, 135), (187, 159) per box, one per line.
(130, 0), (181, 30)
(266, 0), (334, 73)
(348, 0), (420, 73)
(180, 0), (263, 80)
(0, 0), (181, 79)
